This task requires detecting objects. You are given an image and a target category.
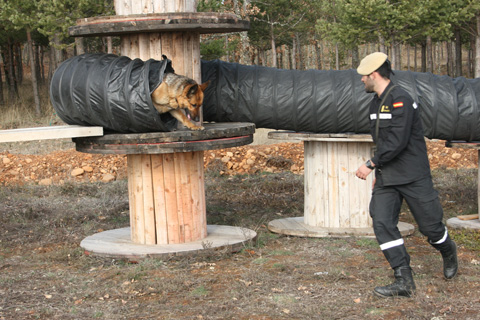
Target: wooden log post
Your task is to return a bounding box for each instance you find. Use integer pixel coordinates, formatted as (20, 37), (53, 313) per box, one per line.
(115, 0), (204, 245)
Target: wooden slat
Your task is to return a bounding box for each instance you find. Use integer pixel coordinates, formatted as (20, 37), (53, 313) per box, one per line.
(151, 155), (169, 244)
(127, 155), (136, 241)
(268, 131), (372, 143)
(327, 142), (340, 228)
(192, 150), (207, 239)
(179, 152), (193, 242)
(0, 125), (102, 143)
(128, 155), (146, 243)
(138, 33), (150, 60)
(163, 153), (180, 244)
(141, 155), (157, 244)
(457, 214), (479, 221)
(149, 33), (162, 59)
(347, 142), (360, 228)
(173, 152), (185, 243)
(337, 142), (350, 228)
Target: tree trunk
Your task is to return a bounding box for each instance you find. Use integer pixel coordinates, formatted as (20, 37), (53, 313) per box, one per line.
(15, 43), (23, 85)
(414, 44), (417, 71)
(352, 46), (359, 69)
(270, 24), (277, 68)
(426, 36), (433, 72)
(75, 37), (85, 55)
(406, 45), (411, 70)
(455, 27), (462, 77)
(296, 33), (303, 70)
(335, 43), (339, 70)
(447, 41), (453, 76)
(34, 45), (43, 85)
(421, 41), (427, 72)
(292, 36), (297, 70)
(53, 34), (64, 67)
(316, 39), (323, 70)
(0, 66), (4, 106)
(475, 12), (480, 78)
(26, 29), (41, 116)
(6, 38), (18, 101)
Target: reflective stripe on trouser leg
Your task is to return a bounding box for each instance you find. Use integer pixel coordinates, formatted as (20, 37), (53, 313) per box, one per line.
(430, 227), (448, 245)
(370, 186), (411, 268)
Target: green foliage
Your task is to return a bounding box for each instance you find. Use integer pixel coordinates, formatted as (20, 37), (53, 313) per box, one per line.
(249, 0), (310, 49)
(201, 38), (227, 60)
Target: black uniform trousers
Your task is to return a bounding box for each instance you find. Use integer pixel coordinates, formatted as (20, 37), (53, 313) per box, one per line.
(370, 175), (449, 269)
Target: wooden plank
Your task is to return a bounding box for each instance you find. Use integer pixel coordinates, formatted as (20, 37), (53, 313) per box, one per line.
(163, 153), (180, 244)
(0, 125), (103, 143)
(173, 32), (185, 76)
(149, 33), (162, 59)
(69, 14), (250, 37)
(179, 152), (193, 242)
(268, 131), (372, 143)
(129, 155), (146, 243)
(173, 152), (185, 243)
(193, 150), (207, 239)
(457, 214), (479, 221)
(151, 154), (169, 244)
(141, 155), (157, 244)
(127, 155), (136, 241)
(327, 142), (340, 228)
(337, 142), (350, 228)
(138, 33), (150, 60)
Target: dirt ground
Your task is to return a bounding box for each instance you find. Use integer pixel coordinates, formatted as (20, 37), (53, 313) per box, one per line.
(0, 139), (477, 186)
(0, 138), (479, 320)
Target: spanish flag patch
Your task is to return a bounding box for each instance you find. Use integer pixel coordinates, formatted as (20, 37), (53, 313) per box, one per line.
(393, 102), (404, 108)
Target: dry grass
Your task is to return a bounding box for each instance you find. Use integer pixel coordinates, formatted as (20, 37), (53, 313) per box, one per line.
(0, 170), (479, 319)
(0, 81), (59, 130)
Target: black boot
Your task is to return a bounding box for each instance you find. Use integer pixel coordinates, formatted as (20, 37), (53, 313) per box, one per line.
(441, 240), (458, 279)
(374, 266), (416, 298)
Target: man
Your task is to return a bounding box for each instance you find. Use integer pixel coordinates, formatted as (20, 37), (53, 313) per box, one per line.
(355, 52), (458, 298)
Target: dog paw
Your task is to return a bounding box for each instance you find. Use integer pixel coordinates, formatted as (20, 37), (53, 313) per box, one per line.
(190, 126), (205, 131)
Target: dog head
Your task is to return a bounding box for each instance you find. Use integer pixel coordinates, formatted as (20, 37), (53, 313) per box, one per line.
(179, 81), (210, 121)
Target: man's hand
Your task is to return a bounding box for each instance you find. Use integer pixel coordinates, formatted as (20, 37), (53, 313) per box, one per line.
(356, 163), (373, 180)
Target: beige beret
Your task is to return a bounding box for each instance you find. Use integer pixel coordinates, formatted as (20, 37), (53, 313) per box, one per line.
(357, 52), (388, 75)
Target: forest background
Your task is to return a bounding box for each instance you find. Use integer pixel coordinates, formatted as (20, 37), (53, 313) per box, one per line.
(0, 0), (480, 124)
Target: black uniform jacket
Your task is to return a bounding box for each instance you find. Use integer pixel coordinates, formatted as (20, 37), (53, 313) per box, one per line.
(370, 82), (431, 186)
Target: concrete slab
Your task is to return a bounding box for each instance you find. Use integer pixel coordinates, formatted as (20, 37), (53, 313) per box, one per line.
(447, 217), (480, 230)
(80, 225), (256, 260)
(268, 217), (415, 238)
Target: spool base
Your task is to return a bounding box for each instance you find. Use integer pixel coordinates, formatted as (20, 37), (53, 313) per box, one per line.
(80, 225), (257, 260)
(446, 217), (480, 230)
(268, 217), (415, 238)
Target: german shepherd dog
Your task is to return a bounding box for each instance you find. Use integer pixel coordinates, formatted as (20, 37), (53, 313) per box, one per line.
(151, 72), (209, 131)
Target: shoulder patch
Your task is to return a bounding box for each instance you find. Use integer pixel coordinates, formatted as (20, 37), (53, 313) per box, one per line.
(393, 102), (404, 108)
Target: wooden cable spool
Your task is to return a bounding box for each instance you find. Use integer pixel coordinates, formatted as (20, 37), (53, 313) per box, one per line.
(70, 0), (254, 250)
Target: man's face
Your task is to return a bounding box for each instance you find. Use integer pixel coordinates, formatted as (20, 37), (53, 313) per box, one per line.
(361, 74), (375, 93)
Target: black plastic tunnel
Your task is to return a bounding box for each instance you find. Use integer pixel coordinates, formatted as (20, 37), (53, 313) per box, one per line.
(50, 53), (177, 133)
(201, 59), (480, 142)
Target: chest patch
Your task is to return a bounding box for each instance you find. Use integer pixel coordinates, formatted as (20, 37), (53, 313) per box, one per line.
(381, 105), (391, 112)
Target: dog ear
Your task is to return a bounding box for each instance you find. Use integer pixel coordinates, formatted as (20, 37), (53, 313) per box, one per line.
(187, 84), (199, 97)
(199, 80), (210, 91)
